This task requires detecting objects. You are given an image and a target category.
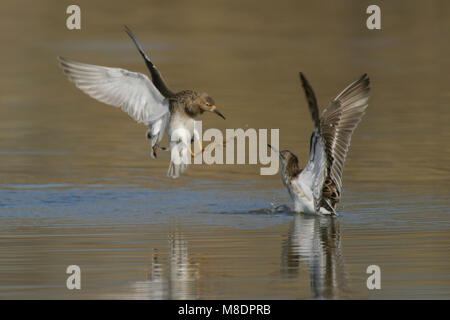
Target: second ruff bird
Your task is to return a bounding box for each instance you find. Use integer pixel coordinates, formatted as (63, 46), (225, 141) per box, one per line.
(58, 26), (225, 179)
(271, 73), (370, 215)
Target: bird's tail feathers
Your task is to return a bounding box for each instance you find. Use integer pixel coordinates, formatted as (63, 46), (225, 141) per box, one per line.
(167, 143), (190, 178)
(167, 161), (188, 179)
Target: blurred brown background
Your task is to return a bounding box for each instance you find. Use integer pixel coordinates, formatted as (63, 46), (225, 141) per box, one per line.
(0, 0), (449, 300)
(0, 0), (448, 189)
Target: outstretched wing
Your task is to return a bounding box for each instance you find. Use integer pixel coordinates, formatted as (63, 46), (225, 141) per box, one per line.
(58, 56), (170, 125)
(320, 74), (370, 196)
(297, 73), (328, 212)
(298, 73), (370, 213)
(124, 26), (174, 98)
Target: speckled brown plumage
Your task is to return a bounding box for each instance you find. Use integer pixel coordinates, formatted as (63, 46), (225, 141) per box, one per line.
(275, 72), (370, 214)
(321, 177), (340, 210)
(168, 90), (215, 118)
(280, 150), (302, 182)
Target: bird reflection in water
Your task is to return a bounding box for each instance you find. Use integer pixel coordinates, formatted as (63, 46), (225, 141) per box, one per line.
(281, 213), (348, 299)
(129, 231), (199, 299)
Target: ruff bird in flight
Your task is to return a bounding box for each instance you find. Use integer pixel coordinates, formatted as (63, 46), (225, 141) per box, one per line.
(58, 26), (225, 178)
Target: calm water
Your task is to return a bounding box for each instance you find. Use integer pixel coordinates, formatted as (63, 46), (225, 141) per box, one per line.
(0, 0), (449, 299)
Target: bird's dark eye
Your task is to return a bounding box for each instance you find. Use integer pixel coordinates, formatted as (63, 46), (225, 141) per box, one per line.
(205, 103), (210, 106)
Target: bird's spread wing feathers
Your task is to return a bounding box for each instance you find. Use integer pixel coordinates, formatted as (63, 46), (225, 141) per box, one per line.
(300, 129), (328, 212)
(320, 74), (370, 194)
(299, 73), (370, 213)
(124, 26), (174, 98)
(300, 73), (320, 129)
(298, 73), (328, 212)
(58, 56), (170, 125)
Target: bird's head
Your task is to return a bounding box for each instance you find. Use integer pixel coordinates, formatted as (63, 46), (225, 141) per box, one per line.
(194, 93), (225, 120)
(268, 145), (301, 178)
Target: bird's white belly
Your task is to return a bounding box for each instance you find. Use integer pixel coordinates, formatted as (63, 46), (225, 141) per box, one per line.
(288, 179), (314, 213)
(168, 114), (195, 137)
(293, 196), (331, 215)
(290, 180), (331, 215)
(166, 113), (197, 178)
(293, 192), (316, 214)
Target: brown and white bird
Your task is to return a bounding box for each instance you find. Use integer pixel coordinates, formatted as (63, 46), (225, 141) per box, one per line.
(271, 73), (370, 215)
(57, 26), (225, 178)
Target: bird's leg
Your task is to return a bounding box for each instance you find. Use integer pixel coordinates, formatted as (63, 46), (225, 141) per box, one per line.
(151, 143), (169, 159)
(196, 135), (233, 156)
(147, 130), (157, 158)
(187, 145), (195, 157)
(155, 143), (168, 151)
(151, 145), (158, 159)
(197, 139), (204, 153)
(189, 140), (207, 158)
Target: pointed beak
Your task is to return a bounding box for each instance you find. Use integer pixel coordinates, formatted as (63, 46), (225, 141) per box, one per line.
(210, 105), (226, 120)
(268, 144), (284, 161)
(268, 144), (278, 154)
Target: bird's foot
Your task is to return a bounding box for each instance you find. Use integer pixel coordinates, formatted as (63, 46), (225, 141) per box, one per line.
(151, 146), (158, 159)
(150, 144), (169, 159)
